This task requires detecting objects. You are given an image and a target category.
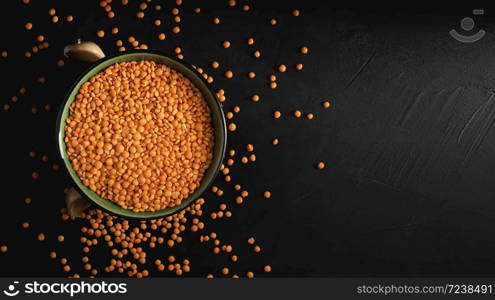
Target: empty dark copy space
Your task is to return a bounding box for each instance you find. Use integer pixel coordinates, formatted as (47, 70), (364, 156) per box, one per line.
(1, 1), (495, 277)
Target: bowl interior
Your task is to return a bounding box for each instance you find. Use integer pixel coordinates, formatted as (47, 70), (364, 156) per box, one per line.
(57, 52), (226, 219)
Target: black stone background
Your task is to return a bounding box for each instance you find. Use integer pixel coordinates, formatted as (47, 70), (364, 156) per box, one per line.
(2, 0), (495, 277)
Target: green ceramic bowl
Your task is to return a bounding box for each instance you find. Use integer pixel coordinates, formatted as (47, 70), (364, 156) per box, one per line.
(56, 50), (227, 219)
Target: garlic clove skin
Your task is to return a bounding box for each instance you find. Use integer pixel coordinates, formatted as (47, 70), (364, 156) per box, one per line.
(64, 40), (105, 62)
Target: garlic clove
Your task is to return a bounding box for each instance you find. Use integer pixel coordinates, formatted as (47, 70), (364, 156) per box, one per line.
(64, 40), (105, 62)
(65, 187), (91, 219)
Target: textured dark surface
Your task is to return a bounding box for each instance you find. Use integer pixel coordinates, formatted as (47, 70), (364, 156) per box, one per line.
(1, 0), (495, 277)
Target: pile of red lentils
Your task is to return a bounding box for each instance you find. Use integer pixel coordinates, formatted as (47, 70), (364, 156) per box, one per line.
(65, 60), (214, 212)
(2, 0), (334, 278)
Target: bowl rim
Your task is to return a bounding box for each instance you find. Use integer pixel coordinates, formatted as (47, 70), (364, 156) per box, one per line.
(55, 49), (227, 219)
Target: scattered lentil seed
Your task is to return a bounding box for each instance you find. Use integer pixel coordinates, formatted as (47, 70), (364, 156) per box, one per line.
(272, 138), (279, 146)
(270, 82), (277, 89)
(317, 162), (325, 169)
(264, 265), (272, 272)
(222, 41), (231, 48)
(264, 191), (271, 199)
(251, 94), (260, 102)
(253, 50), (261, 58)
(292, 9), (300, 16)
(247, 237), (255, 244)
(278, 64), (287, 72)
(306, 113), (314, 119)
(270, 18), (277, 25)
(300, 46), (309, 54)
(248, 72), (255, 78)
(273, 111), (281, 119)
(295, 63), (303, 70)
(225, 70), (233, 78)
(228, 123), (237, 131)
(254, 245), (261, 253)
(211, 61), (219, 69)
(247, 37), (254, 45)
(322, 101), (331, 108)
(25, 22), (33, 30)
(213, 17), (220, 24)
(294, 110), (302, 118)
